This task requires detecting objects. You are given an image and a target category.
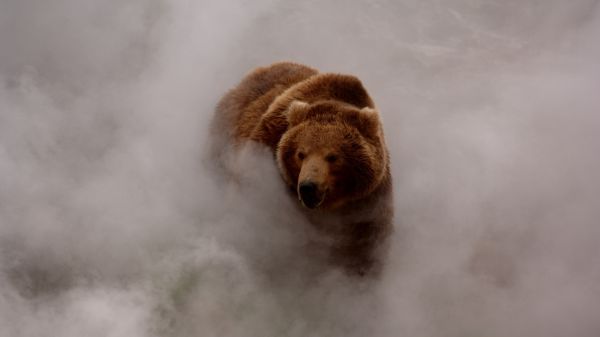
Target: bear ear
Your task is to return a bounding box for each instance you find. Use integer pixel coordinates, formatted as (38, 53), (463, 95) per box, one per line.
(285, 100), (310, 126)
(355, 107), (381, 139)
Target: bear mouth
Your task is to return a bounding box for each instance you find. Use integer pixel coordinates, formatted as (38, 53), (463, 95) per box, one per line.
(300, 194), (325, 209)
(298, 182), (326, 209)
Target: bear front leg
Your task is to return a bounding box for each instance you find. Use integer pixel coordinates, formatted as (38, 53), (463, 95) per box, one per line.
(330, 220), (390, 277)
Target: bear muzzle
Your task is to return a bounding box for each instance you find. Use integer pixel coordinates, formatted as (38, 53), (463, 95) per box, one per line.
(298, 181), (326, 209)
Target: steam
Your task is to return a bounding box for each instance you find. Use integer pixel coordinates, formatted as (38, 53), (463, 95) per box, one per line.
(1, 0), (600, 336)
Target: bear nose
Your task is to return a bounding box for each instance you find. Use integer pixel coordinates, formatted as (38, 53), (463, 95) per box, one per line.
(298, 181), (322, 209)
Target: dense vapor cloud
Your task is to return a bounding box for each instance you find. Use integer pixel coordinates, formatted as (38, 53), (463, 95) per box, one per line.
(1, 1), (600, 336)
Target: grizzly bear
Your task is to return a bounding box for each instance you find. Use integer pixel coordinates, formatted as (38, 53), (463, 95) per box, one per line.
(211, 62), (393, 276)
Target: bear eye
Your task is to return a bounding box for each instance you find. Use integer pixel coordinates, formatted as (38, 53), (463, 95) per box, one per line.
(325, 154), (338, 163)
(297, 151), (305, 160)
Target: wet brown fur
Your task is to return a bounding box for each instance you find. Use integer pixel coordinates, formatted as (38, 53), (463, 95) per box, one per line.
(212, 62), (393, 276)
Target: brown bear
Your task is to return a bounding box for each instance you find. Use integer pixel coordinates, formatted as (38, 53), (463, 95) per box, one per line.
(211, 62), (393, 276)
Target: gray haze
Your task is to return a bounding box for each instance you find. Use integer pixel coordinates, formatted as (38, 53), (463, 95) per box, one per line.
(1, 0), (600, 336)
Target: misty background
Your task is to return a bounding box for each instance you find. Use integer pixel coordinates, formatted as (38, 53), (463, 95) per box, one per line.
(1, 0), (600, 336)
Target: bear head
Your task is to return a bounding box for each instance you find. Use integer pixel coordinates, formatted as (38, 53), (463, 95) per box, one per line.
(276, 100), (388, 210)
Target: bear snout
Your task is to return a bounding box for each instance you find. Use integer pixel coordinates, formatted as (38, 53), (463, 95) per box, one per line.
(298, 181), (325, 209)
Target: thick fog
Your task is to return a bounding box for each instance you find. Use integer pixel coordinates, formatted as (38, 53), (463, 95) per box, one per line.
(1, 0), (600, 336)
